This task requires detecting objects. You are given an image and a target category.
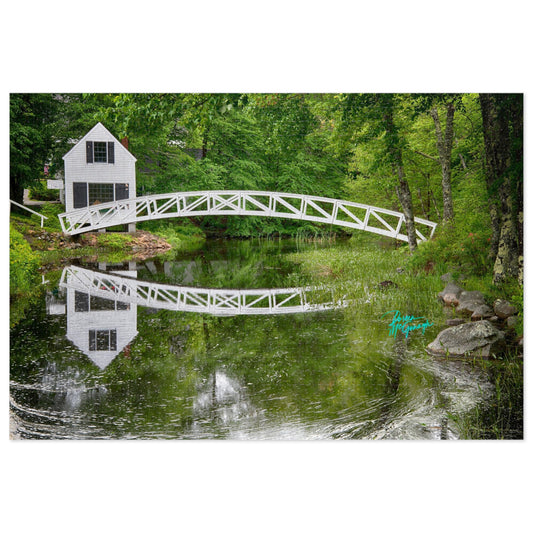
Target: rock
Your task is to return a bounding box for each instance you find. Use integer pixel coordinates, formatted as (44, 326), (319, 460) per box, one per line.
(506, 315), (518, 329)
(456, 290), (486, 315)
(378, 280), (398, 289)
(470, 304), (493, 321)
(396, 267), (404, 274)
(440, 271), (466, 283)
(493, 299), (518, 319)
(440, 272), (453, 283)
(427, 320), (505, 358)
(488, 316), (500, 323)
(438, 282), (463, 306)
(446, 318), (466, 326)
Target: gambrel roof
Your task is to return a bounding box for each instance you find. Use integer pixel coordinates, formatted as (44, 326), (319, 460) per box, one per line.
(62, 122), (137, 162)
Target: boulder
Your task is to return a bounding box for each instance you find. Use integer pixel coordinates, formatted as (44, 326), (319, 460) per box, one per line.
(506, 315), (518, 329)
(438, 282), (463, 306)
(456, 290), (486, 315)
(426, 320), (505, 358)
(493, 299), (518, 319)
(470, 304), (493, 321)
(446, 318), (466, 326)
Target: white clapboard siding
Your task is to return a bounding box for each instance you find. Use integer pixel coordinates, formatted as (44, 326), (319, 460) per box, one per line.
(63, 123), (137, 212)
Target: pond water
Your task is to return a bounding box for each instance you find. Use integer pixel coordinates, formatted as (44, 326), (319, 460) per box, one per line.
(10, 238), (519, 439)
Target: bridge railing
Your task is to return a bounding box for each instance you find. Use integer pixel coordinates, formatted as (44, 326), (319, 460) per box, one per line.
(58, 190), (438, 242)
(10, 200), (48, 227)
(60, 266), (346, 316)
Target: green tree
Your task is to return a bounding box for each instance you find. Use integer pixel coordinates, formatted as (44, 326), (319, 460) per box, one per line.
(334, 94), (419, 251)
(10, 94), (59, 203)
(429, 100), (455, 223)
(479, 93), (523, 284)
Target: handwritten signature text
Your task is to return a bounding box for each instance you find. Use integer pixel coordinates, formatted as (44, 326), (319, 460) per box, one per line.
(381, 310), (434, 339)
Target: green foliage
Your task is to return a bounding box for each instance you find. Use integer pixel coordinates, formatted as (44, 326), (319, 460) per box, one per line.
(10, 94), (60, 202)
(8, 92), (521, 279)
(36, 203), (64, 231)
(407, 224), (491, 278)
(450, 356), (523, 439)
(28, 180), (59, 201)
(95, 232), (135, 249)
(10, 224), (40, 297)
(138, 218), (205, 250)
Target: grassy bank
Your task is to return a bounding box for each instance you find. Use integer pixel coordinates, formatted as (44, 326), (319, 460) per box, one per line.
(9, 205), (206, 325)
(287, 230), (523, 439)
(10, 204), (206, 267)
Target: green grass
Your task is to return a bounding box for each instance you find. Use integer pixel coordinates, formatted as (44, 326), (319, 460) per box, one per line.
(287, 236), (445, 326)
(448, 354), (523, 439)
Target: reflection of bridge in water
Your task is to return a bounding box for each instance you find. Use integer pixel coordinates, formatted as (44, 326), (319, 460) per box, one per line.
(60, 266), (346, 316)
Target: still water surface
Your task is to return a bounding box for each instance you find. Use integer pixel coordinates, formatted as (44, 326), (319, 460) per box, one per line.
(10, 238), (498, 439)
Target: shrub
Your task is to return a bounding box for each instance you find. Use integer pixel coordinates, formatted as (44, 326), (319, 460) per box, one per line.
(34, 203), (64, 231)
(28, 180), (60, 201)
(10, 225), (40, 296)
(96, 232), (135, 249)
(407, 223), (491, 277)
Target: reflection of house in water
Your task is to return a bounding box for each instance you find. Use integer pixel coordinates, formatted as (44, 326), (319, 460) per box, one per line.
(54, 262), (138, 370)
(193, 371), (258, 426)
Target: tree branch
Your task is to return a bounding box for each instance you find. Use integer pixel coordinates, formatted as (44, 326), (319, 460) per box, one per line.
(414, 150), (439, 162)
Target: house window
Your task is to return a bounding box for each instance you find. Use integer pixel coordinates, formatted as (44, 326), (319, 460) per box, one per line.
(86, 141), (115, 164)
(72, 182), (129, 208)
(89, 295), (117, 311)
(89, 183), (114, 205)
(74, 290), (130, 312)
(89, 329), (117, 351)
(74, 291), (89, 312)
(93, 142), (107, 162)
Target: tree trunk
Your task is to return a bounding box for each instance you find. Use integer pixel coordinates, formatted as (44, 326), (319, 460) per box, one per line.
(429, 104), (455, 223)
(10, 175), (25, 205)
(479, 94), (521, 284)
(395, 168), (418, 252)
(381, 100), (418, 252)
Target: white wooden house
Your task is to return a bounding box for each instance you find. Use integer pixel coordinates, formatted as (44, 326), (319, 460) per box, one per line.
(63, 122), (136, 232)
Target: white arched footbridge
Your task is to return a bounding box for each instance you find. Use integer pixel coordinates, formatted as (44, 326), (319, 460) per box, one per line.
(60, 266), (345, 316)
(59, 190), (437, 241)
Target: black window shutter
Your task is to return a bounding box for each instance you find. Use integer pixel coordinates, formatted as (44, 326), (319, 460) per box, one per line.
(115, 183), (129, 201)
(89, 330), (96, 351)
(73, 182), (88, 208)
(110, 329), (117, 351)
(74, 291), (89, 312)
(107, 142), (115, 164)
(86, 141), (93, 163)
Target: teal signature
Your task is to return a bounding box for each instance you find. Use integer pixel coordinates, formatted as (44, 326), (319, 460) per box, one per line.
(381, 310), (434, 338)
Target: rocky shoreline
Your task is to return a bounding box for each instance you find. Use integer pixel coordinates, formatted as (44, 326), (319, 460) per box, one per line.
(426, 274), (521, 358)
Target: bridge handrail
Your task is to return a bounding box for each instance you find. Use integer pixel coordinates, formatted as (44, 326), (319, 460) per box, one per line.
(10, 199), (48, 227)
(58, 190), (438, 241)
